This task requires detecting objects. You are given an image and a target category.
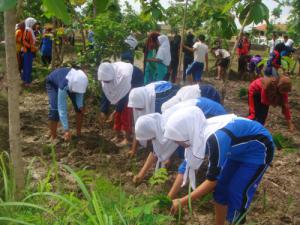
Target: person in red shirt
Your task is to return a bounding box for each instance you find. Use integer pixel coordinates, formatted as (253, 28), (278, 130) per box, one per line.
(22, 17), (37, 86)
(237, 33), (251, 73)
(15, 22), (25, 73)
(247, 75), (294, 131)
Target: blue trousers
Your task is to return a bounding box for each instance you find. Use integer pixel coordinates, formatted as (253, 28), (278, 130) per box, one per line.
(214, 159), (268, 223)
(46, 82), (79, 121)
(186, 61), (204, 82)
(22, 51), (34, 84)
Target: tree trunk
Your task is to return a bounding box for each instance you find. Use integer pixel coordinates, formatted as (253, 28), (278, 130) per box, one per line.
(93, 0), (97, 18)
(176, 0), (189, 84)
(221, 10), (251, 103)
(4, 9), (25, 199)
(16, 0), (23, 21)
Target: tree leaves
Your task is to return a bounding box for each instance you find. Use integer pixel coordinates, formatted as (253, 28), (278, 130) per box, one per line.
(0, 0), (16, 12)
(239, 1), (269, 26)
(42, 0), (71, 25)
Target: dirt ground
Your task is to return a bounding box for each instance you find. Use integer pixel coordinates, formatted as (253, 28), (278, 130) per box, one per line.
(0, 51), (299, 224)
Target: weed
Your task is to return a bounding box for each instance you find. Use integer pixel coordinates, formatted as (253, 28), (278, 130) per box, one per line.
(238, 87), (248, 99)
(149, 168), (168, 186)
(272, 133), (298, 154)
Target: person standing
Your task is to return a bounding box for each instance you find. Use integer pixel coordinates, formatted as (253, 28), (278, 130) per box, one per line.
(22, 17), (37, 87)
(143, 32), (160, 84)
(183, 31), (194, 83)
(283, 35), (294, 48)
(237, 33), (251, 74)
(184, 34), (209, 83)
(169, 29), (181, 83)
(121, 33), (138, 64)
(147, 35), (171, 81)
(40, 26), (53, 66)
(15, 22), (25, 73)
(268, 33), (279, 54)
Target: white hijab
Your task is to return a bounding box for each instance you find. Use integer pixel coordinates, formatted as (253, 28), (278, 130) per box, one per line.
(156, 35), (171, 66)
(25, 17), (37, 43)
(135, 113), (179, 168)
(161, 85), (201, 112)
(97, 62), (133, 104)
(66, 69), (88, 93)
(128, 82), (158, 123)
(165, 106), (236, 189)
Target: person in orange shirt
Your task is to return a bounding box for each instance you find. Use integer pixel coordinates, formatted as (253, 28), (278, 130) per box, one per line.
(15, 22), (25, 73)
(22, 17), (37, 86)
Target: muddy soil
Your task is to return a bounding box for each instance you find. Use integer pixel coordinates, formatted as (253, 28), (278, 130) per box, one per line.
(1, 67), (299, 224)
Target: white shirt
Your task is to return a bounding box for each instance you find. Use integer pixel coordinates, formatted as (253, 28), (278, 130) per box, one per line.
(215, 49), (230, 58)
(193, 41), (208, 63)
(269, 39), (278, 53)
(284, 39), (294, 48)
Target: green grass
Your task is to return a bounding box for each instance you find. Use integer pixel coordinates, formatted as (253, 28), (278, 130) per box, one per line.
(0, 150), (173, 225)
(272, 133), (299, 154)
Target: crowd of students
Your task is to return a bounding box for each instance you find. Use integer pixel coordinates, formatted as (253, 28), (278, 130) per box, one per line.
(15, 23), (296, 224)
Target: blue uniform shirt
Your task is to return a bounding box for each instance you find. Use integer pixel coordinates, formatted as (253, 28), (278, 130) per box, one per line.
(196, 97), (227, 118)
(47, 67), (84, 130)
(206, 118), (274, 181)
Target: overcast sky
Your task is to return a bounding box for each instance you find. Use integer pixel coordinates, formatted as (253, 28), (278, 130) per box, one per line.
(119, 0), (292, 27)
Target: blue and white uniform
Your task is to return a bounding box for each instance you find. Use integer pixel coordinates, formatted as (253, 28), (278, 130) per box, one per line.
(164, 108), (274, 224)
(46, 67), (88, 131)
(161, 83), (221, 112)
(128, 81), (179, 122)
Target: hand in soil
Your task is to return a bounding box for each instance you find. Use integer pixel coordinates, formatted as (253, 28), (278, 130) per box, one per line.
(170, 199), (180, 215)
(63, 131), (72, 141)
(133, 175), (143, 185)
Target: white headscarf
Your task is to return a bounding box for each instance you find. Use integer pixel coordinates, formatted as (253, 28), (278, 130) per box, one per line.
(135, 113), (179, 168)
(163, 99), (198, 119)
(25, 17), (37, 43)
(128, 82), (157, 123)
(97, 62), (133, 104)
(156, 35), (171, 66)
(125, 34), (138, 49)
(165, 106), (236, 189)
(161, 85), (201, 112)
(66, 69), (88, 93)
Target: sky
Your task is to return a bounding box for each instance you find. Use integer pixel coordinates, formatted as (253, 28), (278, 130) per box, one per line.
(119, 0), (292, 27)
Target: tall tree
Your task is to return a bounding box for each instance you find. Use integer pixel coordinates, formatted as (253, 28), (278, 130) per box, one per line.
(4, 7), (25, 199)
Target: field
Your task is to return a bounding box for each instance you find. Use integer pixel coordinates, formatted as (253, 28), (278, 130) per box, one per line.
(0, 46), (300, 224)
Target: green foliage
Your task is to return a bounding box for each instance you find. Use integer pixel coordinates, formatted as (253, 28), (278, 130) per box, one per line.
(272, 133), (298, 153)
(140, 0), (166, 22)
(0, 0), (16, 12)
(238, 87), (247, 98)
(92, 13), (127, 59)
(281, 56), (296, 72)
(239, 0), (269, 26)
(149, 168), (168, 186)
(286, 0), (300, 44)
(0, 150), (172, 225)
(42, 0), (71, 24)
